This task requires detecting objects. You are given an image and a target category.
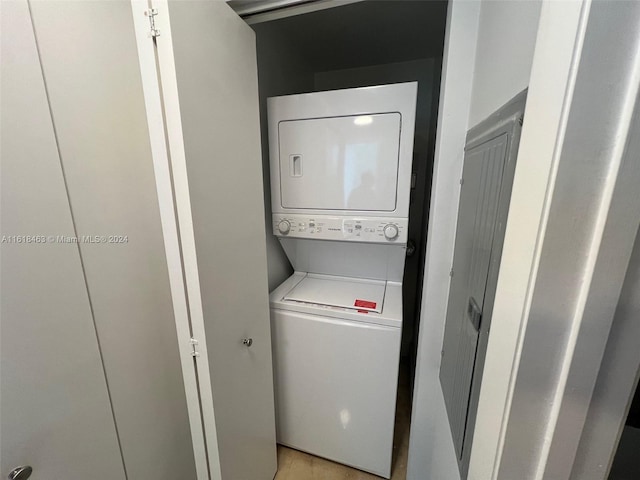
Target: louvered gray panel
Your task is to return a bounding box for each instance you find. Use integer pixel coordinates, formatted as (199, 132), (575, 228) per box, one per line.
(440, 135), (508, 457)
(439, 91), (526, 478)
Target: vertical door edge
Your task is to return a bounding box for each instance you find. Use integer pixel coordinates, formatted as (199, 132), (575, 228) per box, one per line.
(130, 2), (213, 478)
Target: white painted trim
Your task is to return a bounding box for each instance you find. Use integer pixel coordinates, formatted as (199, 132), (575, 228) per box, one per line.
(231, 0), (324, 16)
(493, 1), (640, 476)
(540, 31), (640, 477)
(534, 1), (613, 471)
(136, 1), (223, 479)
(242, 0), (364, 24)
(468, 1), (588, 479)
(129, 1), (210, 478)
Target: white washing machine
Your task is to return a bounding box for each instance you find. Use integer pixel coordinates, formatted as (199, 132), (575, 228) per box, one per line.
(267, 83), (417, 478)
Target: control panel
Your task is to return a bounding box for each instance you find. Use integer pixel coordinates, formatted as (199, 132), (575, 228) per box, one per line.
(272, 214), (408, 244)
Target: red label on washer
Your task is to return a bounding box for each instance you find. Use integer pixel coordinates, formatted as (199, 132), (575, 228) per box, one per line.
(354, 299), (376, 309)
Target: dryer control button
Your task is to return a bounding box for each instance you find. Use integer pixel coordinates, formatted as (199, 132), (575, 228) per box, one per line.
(383, 224), (399, 240)
(278, 219), (291, 235)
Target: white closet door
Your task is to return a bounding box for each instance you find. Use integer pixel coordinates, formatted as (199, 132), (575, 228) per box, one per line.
(0, 2), (126, 478)
(26, 1), (198, 479)
(140, 1), (277, 479)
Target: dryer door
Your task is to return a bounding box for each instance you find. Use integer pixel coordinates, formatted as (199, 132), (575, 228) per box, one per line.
(278, 113), (402, 211)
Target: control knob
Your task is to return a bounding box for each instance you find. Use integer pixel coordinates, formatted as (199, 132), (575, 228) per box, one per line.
(277, 219), (291, 235)
(383, 224), (399, 240)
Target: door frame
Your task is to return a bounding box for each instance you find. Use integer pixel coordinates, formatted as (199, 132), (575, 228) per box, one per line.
(570, 227), (640, 479)
(491, 0), (640, 477)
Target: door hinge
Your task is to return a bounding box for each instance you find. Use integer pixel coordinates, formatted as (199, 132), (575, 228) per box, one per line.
(145, 8), (160, 38)
(189, 338), (200, 358)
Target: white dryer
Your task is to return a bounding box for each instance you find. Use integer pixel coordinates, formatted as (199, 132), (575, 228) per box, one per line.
(267, 83), (417, 478)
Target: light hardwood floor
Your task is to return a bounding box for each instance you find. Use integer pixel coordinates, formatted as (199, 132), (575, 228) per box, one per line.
(273, 366), (412, 480)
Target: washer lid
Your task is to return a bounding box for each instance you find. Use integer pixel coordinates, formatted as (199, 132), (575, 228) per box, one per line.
(283, 273), (385, 313)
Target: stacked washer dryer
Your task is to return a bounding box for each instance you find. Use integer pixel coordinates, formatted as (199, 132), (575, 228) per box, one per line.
(268, 82), (417, 478)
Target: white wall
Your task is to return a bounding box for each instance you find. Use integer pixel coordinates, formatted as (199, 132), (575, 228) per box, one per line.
(407, 2), (481, 479)
(253, 26), (315, 291)
(468, 0), (542, 127)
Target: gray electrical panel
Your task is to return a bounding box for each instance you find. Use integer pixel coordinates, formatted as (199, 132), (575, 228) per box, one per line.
(440, 91), (526, 478)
